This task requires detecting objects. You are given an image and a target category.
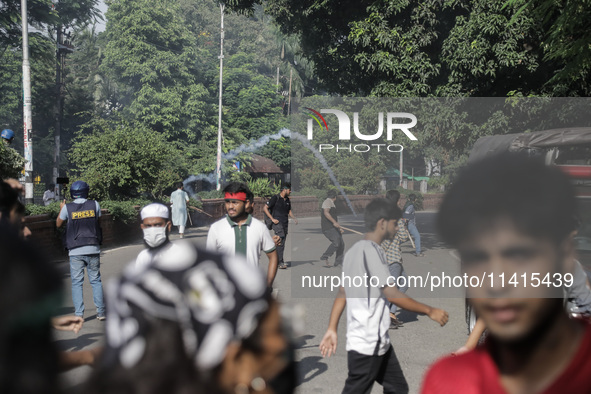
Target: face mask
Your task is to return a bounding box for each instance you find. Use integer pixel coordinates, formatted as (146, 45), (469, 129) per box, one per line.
(143, 226), (168, 248)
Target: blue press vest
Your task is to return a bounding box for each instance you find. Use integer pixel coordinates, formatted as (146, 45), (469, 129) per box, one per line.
(65, 200), (101, 250)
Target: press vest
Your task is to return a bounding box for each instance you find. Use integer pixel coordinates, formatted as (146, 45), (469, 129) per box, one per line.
(65, 200), (102, 250)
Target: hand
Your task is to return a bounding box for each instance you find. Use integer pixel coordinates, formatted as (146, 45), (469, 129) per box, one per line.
(60, 199), (66, 210)
(334, 223), (341, 230)
(272, 218), (279, 225)
(52, 315), (84, 334)
(272, 235), (282, 246)
(319, 329), (338, 358)
(4, 178), (24, 195)
(427, 308), (449, 327)
(452, 346), (471, 356)
(294, 218), (298, 225)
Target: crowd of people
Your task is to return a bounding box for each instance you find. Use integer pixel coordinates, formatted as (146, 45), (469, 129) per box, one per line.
(2, 152), (591, 393)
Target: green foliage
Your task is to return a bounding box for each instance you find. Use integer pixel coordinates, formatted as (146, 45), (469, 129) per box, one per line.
(0, 142), (25, 178)
(99, 199), (149, 224)
(69, 117), (188, 200)
(103, 0), (210, 140)
(247, 177), (280, 197)
(198, 190), (224, 200)
(25, 201), (62, 219)
(267, 0), (591, 96)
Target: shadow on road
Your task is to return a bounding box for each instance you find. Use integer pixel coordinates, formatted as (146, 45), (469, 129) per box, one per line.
(296, 356), (329, 385)
(55, 333), (103, 351)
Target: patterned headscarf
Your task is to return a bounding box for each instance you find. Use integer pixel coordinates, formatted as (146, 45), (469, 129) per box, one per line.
(104, 240), (268, 370)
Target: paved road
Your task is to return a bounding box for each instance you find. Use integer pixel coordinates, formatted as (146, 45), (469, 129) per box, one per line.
(54, 212), (468, 393)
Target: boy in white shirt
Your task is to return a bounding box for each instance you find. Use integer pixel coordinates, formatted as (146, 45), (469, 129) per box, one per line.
(319, 198), (448, 394)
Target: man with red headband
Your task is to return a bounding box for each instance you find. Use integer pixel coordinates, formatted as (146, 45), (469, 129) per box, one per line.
(206, 182), (278, 288)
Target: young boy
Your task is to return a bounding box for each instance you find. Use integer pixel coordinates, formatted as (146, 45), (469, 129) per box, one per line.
(382, 189), (410, 328)
(319, 198), (448, 394)
(422, 154), (591, 393)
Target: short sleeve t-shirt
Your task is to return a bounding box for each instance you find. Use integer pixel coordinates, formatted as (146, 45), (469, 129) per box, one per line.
(321, 198), (338, 231)
(266, 194), (291, 227)
(421, 320), (591, 394)
(343, 240), (392, 356)
(206, 215), (276, 268)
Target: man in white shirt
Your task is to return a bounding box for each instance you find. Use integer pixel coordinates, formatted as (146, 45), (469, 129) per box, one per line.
(207, 182), (278, 288)
(319, 198), (448, 393)
(43, 183), (56, 206)
(135, 202), (177, 270)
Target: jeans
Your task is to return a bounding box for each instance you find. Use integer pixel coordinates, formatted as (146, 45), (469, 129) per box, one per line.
(70, 255), (105, 317)
(388, 262), (408, 314)
(321, 227), (344, 266)
(407, 221), (421, 254)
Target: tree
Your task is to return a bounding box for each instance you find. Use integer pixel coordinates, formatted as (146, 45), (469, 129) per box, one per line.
(266, 0), (591, 96)
(103, 0), (210, 140)
(0, 142), (25, 178)
(69, 117), (188, 200)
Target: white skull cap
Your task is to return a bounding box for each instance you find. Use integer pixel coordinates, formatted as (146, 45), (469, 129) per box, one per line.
(140, 203), (170, 220)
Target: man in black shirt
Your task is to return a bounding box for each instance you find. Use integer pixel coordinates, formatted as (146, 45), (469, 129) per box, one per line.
(320, 190), (344, 267)
(264, 183), (298, 269)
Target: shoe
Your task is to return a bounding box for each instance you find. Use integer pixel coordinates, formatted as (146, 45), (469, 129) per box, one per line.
(412, 252), (424, 257)
(97, 315), (106, 321)
(321, 259), (331, 267)
(180, 234), (184, 239)
(278, 263), (288, 269)
(389, 319), (399, 329)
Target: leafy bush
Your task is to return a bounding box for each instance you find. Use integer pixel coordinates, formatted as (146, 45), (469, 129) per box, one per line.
(198, 190), (224, 200)
(0, 143), (25, 179)
(95, 199), (150, 224)
(25, 202), (62, 219)
(247, 178), (280, 198)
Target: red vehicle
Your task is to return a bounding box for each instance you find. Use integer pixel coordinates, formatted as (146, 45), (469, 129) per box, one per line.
(465, 127), (591, 332)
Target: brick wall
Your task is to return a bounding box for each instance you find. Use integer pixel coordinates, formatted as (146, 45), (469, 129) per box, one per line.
(26, 194), (444, 260)
(192, 193), (445, 225)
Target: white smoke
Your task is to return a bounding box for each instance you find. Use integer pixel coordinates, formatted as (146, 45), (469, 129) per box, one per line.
(182, 128), (357, 217)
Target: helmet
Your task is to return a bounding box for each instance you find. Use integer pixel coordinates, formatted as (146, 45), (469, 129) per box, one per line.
(1, 129), (15, 143)
(70, 181), (89, 199)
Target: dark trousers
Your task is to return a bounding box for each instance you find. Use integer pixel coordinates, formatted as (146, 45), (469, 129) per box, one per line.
(272, 222), (288, 264)
(321, 227), (344, 266)
(342, 346), (408, 394)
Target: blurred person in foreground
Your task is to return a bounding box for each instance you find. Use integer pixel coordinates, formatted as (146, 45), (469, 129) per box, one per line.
(207, 182), (278, 288)
(0, 220), (102, 394)
(0, 180), (31, 238)
(422, 154), (591, 393)
(84, 241), (296, 394)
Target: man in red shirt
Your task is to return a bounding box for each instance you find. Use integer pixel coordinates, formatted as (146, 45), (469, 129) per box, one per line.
(422, 154), (591, 394)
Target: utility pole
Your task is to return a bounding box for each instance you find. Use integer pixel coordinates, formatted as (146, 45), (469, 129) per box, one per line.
(215, 3), (225, 191)
(21, 0), (34, 204)
(53, 26), (73, 200)
(287, 67), (292, 115)
(399, 150), (403, 187)
(53, 25), (63, 200)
